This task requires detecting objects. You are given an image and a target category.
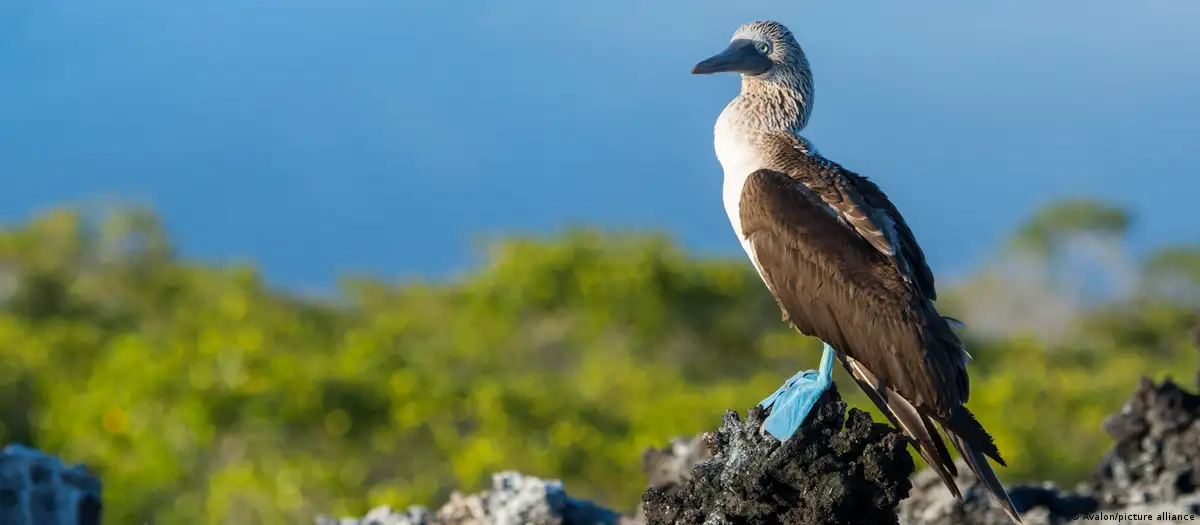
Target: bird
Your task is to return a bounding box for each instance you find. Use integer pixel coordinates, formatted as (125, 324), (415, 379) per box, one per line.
(691, 20), (1022, 524)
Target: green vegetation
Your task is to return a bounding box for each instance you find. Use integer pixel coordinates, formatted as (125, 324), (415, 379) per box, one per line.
(0, 202), (1196, 524)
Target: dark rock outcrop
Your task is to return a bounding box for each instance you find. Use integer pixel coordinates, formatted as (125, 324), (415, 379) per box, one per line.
(1084, 376), (1200, 508)
(634, 374), (1200, 524)
(640, 383), (915, 525)
(0, 444), (102, 525)
(633, 435), (712, 523)
(639, 435), (713, 496)
(898, 459), (1097, 525)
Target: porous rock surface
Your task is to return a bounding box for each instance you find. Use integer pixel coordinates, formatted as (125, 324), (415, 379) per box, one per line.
(1080, 376), (1200, 522)
(632, 435), (712, 523)
(634, 375), (1200, 524)
(640, 383), (915, 525)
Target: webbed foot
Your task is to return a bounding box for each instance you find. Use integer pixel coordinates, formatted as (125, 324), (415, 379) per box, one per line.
(757, 342), (836, 440)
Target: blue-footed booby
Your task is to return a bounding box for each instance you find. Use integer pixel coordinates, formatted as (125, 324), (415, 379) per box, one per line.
(692, 20), (1022, 524)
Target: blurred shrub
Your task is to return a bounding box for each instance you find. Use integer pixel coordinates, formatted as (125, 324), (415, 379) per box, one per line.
(0, 205), (1195, 524)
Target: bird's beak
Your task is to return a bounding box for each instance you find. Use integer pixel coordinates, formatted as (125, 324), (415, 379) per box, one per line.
(691, 39), (771, 76)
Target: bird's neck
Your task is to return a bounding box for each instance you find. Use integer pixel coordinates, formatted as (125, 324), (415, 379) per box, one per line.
(713, 76), (816, 189)
(724, 77), (813, 136)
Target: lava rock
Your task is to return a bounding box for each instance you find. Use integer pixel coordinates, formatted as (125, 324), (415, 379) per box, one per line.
(315, 505), (434, 525)
(640, 383), (914, 525)
(315, 471), (624, 525)
(640, 435), (713, 494)
(0, 444), (102, 525)
(1084, 377), (1200, 507)
(632, 435), (713, 523)
(899, 458), (1098, 525)
(322, 373), (1200, 525)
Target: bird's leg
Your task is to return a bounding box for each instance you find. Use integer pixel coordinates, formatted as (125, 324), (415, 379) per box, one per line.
(758, 342), (836, 440)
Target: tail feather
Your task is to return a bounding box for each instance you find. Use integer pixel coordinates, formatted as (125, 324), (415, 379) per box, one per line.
(919, 410), (958, 478)
(945, 429), (1023, 524)
(841, 353), (1020, 524)
(839, 355), (961, 501)
(944, 405), (1005, 466)
(942, 316), (966, 331)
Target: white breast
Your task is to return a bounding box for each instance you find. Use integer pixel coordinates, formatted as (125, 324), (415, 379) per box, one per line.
(714, 109), (761, 240)
(713, 105), (768, 280)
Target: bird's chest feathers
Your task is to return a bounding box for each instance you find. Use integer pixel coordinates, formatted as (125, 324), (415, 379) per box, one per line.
(714, 110), (765, 243)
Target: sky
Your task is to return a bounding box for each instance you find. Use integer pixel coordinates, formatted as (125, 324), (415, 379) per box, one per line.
(2, 0), (1199, 289)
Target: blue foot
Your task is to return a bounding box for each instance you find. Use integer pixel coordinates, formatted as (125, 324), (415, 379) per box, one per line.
(758, 342), (836, 440)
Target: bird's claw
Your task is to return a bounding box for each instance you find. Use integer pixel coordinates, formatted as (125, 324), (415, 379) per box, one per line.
(757, 343), (836, 441)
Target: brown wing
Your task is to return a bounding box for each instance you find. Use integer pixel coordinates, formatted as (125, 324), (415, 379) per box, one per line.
(737, 165), (967, 418)
(766, 133), (938, 300)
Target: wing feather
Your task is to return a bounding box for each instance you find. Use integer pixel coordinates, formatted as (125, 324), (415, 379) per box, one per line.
(776, 134), (937, 298)
(737, 165), (965, 417)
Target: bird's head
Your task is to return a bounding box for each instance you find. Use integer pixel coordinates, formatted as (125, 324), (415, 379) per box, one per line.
(691, 20), (810, 85)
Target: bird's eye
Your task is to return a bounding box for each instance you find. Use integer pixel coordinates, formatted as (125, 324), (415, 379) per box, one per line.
(756, 42), (771, 54)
